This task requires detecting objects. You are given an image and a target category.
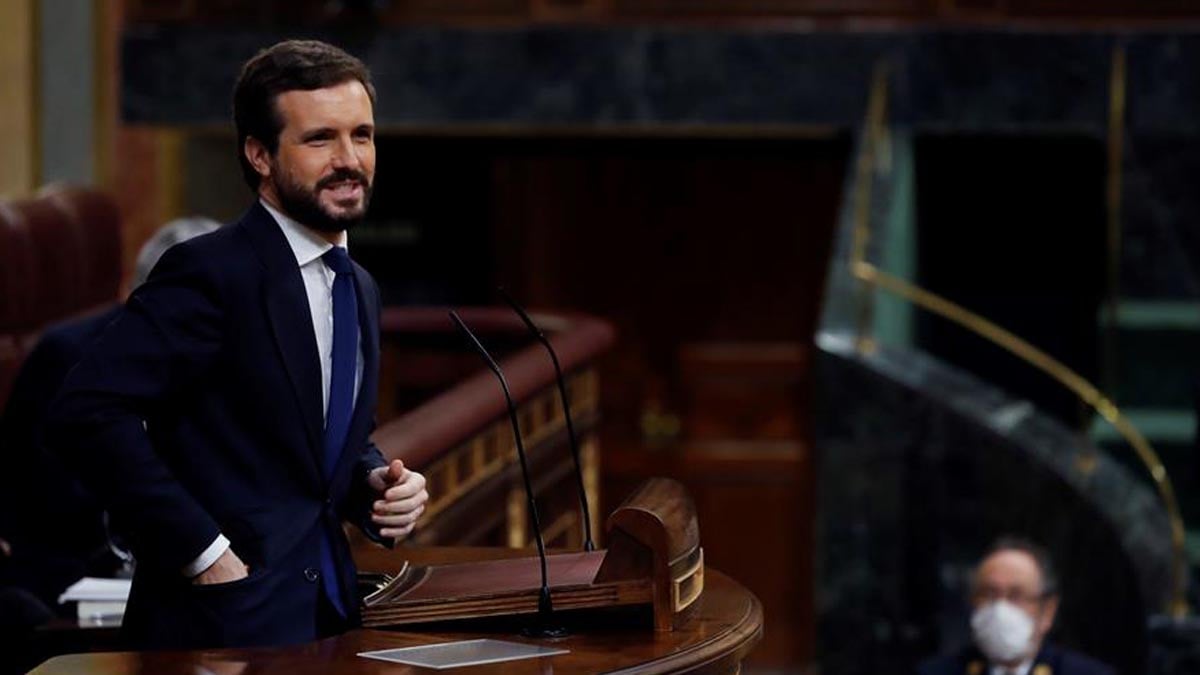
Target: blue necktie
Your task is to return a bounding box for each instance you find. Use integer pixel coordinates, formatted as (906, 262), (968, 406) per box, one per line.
(322, 247), (358, 476)
(319, 246), (358, 617)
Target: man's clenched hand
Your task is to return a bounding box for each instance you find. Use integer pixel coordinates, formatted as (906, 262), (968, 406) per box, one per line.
(367, 459), (428, 541)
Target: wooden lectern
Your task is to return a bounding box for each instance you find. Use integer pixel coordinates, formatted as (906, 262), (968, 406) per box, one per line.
(361, 477), (704, 632)
(30, 478), (762, 674)
(27, 307), (765, 673)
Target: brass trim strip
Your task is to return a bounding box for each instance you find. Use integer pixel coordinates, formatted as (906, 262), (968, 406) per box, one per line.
(851, 61), (891, 355)
(92, 0), (114, 189)
(30, 0), (41, 189)
(851, 62), (890, 270)
(1103, 45), (1126, 398)
(854, 260), (1189, 617)
(671, 548), (704, 612)
(582, 435), (601, 547)
(506, 486), (527, 548)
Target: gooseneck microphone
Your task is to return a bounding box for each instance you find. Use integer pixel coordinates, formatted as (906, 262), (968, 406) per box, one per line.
(448, 311), (566, 638)
(498, 288), (595, 552)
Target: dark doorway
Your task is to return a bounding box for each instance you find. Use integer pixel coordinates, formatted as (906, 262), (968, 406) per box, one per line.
(360, 132), (851, 671)
(915, 134), (1107, 430)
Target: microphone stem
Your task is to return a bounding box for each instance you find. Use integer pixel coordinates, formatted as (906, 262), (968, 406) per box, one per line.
(502, 386), (551, 593)
(449, 311), (555, 626)
(498, 289), (596, 552)
(545, 341), (595, 551)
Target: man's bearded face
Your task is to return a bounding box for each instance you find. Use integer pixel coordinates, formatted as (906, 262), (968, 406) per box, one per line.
(263, 80), (377, 232)
(272, 162), (373, 233)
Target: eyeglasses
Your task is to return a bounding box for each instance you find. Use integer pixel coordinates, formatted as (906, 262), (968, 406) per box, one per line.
(972, 586), (1049, 607)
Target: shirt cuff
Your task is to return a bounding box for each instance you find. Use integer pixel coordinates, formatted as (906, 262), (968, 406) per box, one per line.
(182, 534), (230, 578)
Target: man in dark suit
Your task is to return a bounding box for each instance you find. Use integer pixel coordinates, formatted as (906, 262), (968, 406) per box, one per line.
(48, 40), (428, 649)
(918, 537), (1113, 675)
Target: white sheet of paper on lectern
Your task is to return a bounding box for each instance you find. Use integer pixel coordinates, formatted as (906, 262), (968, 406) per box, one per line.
(358, 639), (568, 669)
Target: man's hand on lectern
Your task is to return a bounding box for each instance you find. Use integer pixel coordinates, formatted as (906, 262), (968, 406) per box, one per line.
(368, 459), (428, 541)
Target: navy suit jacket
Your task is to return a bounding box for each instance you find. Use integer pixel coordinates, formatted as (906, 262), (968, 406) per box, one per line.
(918, 643), (1115, 675)
(48, 203), (387, 649)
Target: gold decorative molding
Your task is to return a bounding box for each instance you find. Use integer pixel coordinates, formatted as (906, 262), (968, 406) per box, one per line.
(1102, 45), (1126, 397)
(92, 0), (118, 189)
(416, 369), (601, 542)
(582, 434), (601, 547)
(506, 486), (527, 548)
(851, 61), (891, 356)
(671, 548), (704, 613)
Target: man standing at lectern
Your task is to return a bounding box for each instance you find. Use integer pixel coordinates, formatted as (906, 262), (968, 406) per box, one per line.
(49, 40), (427, 648)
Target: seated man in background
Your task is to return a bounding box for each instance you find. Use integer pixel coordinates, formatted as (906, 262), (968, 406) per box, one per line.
(0, 217), (221, 619)
(918, 537), (1114, 675)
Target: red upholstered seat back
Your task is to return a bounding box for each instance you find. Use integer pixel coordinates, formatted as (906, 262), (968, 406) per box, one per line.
(0, 202), (40, 406)
(0, 202), (40, 333)
(0, 187), (123, 409)
(44, 188), (123, 311)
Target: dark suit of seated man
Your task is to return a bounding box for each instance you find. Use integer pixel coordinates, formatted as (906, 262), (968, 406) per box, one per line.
(47, 40), (428, 650)
(0, 306), (122, 608)
(918, 537), (1114, 675)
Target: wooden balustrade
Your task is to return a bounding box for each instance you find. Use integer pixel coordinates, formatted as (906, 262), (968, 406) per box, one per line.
(360, 307), (615, 550)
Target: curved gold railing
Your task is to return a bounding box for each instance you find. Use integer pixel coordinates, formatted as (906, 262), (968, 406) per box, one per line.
(851, 261), (1188, 617)
(845, 56), (1188, 617)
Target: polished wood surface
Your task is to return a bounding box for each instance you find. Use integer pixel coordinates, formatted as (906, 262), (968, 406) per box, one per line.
(31, 547), (762, 675)
(597, 478), (703, 631)
(362, 478), (700, 630)
(361, 550), (656, 627)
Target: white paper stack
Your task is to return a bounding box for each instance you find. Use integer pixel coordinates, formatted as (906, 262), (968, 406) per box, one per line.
(359, 640), (569, 669)
(58, 577), (132, 623)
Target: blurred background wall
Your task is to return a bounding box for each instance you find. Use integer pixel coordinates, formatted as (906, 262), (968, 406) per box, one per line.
(7, 2), (1200, 673)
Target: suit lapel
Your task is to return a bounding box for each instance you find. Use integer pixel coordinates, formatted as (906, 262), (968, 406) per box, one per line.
(240, 203), (325, 489)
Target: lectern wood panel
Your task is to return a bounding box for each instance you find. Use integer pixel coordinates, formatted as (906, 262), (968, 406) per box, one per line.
(361, 478), (701, 632)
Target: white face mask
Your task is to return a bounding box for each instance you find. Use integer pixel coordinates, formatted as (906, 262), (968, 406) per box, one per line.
(971, 600), (1035, 664)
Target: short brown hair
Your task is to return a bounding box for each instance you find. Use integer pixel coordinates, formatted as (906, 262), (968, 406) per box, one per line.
(974, 535), (1060, 598)
(232, 40), (376, 189)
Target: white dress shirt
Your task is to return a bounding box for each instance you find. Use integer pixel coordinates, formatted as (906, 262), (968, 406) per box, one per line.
(183, 200), (363, 578)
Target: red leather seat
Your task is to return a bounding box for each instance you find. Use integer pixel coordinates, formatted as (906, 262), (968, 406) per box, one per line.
(0, 201), (40, 334)
(12, 198), (85, 326)
(0, 201), (40, 405)
(0, 187), (122, 408)
(44, 187), (122, 312)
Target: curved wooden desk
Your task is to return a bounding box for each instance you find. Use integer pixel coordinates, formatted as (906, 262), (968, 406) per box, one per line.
(31, 548), (762, 674)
